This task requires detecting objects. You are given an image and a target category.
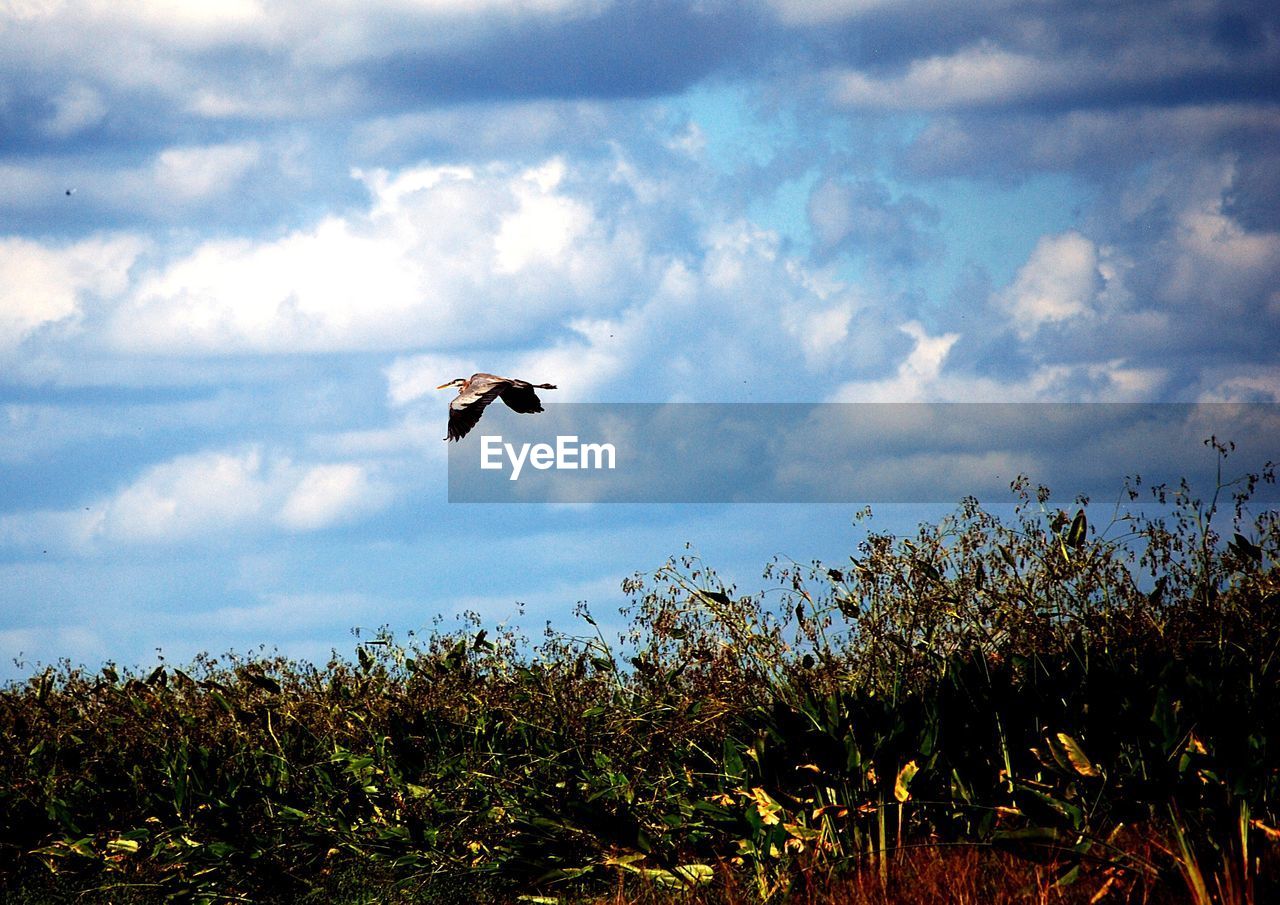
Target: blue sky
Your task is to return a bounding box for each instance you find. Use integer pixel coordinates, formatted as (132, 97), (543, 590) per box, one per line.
(2, 0), (1279, 678)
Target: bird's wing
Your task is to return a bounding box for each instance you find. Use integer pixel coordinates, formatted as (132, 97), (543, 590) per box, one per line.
(447, 378), (509, 441)
(498, 381), (546, 414)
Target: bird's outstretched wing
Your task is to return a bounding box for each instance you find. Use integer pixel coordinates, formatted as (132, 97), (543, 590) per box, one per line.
(498, 381), (549, 414)
(446, 377), (508, 441)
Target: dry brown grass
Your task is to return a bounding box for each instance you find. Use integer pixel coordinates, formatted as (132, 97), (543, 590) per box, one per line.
(583, 845), (1190, 905)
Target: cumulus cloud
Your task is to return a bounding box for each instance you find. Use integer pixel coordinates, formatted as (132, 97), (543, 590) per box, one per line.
(99, 158), (650, 354)
(830, 321), (958, 402)
(996, 231), (1102, 339)
(0, 234), (144, 351)
(1158, 168), (1280, 312)
(0, 446), (393, 552)
(278, 462), (388, 531)
(828, 315), (1171, 404)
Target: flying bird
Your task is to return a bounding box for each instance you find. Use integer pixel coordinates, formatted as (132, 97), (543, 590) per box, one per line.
(438, 372), (557, 441)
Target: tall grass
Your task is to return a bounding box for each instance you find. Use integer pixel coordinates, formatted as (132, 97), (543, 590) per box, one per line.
(1, 442), (1277, 903)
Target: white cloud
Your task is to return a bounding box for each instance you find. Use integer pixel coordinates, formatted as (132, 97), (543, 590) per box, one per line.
(385, 353), (484, 407)
(1162, 175), (1280, 312)
(149, 142), (261, 201)
(0, 235), (144, 351)
(784, 299), (854, 369)
(827, 318), (1167, 402)
(997, 231), (1101, 339)
(831, 42), (1070, 110)
(386, 0), (606, 14)
(86, 0), (269, 41)
(103, 159), (648, 355)
(98, 447), (269, 542)
(1193, 367), (1280, 403)
(278, 462), (388, 531)
(494, 160), (592, 273)
(830, 321), (958, 402)
(0, 447), (396, 548)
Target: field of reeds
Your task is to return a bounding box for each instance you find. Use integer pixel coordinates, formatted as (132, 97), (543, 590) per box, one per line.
(2, 441), (1278, 904)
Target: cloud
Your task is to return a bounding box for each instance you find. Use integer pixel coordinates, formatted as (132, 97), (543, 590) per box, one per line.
(0, 446), (395, 552)
(147, 141), (262, 201)
(766, 0), (901, 26)
(0, 0), (764, 157)
(807, 2), (1280, 111)
(806, 176), (939, 266)
(828, 316), (1172, 404)
(830, 321), (958, 402)
(1158, 168), (1280, 311)
(831, 42), (1069, 111)
(996, 231), (1102, 339)
(0, 234), (144, 351)
(98, 158), (652, 355)
(351, 99), (615, 160)
(900, 105), (1280, 180)
(42, 82), (108, 137)
(97, 447), (272, 543)
(492, 159), (592, 271)
(278, 463), (389, 531)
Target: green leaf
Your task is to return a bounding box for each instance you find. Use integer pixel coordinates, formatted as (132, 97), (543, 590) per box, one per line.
(913, 559), (942, 582)
(1067, 510), (1087, 548)
(894, 760), (919, 803)
(1230, 532), (1262, 563)
(671, 863), (715, 886)
(1016, 786), (1082, 830)
(1052, 732), (1101, 779)
(242, 672), (281, 694)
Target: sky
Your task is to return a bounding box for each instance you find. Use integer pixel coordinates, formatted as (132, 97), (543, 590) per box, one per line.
(2, 0), (1279, 679)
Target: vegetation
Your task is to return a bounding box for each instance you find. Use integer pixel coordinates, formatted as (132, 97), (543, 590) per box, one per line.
(2, 439), (1278, 903)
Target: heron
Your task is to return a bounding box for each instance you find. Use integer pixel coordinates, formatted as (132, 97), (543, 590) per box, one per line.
(437, 373), (557, 441)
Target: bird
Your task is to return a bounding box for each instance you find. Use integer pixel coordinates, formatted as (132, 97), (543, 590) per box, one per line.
(437, 372), (557, 441)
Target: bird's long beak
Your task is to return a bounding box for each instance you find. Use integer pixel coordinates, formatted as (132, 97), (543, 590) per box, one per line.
(436, 382), (454, 390)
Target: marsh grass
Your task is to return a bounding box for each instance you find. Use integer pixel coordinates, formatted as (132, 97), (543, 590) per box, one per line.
(2, 441), (1277, 903)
